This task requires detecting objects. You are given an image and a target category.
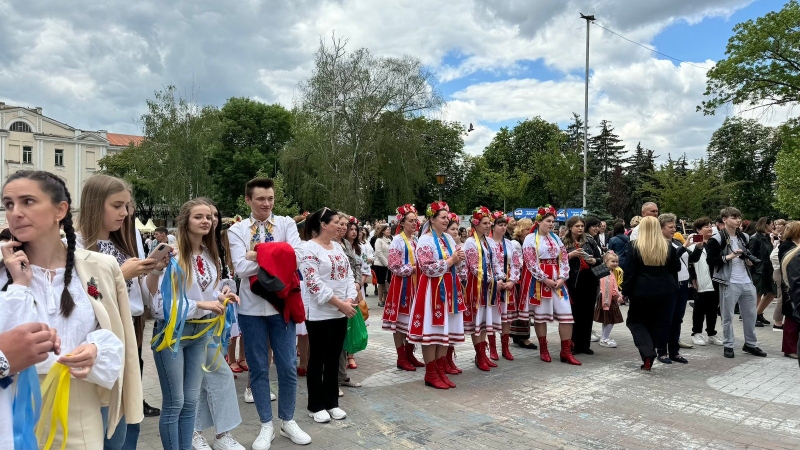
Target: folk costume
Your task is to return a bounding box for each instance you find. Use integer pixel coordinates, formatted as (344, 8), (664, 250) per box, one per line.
(383, 204), (425, 371)
(491, 211), (522, 361)
(520, 206), (581, 365)
(463, 206), (506, 371)
(407, 201), (467, 389)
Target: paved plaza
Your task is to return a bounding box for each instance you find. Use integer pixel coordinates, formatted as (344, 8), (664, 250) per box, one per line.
(136, 298), (800, 450)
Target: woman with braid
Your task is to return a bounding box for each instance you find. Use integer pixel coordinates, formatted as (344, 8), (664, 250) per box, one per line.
(0, 170), (142, 449)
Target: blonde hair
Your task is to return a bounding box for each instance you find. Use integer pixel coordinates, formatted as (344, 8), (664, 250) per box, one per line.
(513, 219), (533, 242)
(783, 221), (800, 242)
(603, 252), (619, 264)
(633, 216), (668, 266)
(630, 216), (642, 228)
(79, 174), (138, 258)
(176, 199), (221, 286)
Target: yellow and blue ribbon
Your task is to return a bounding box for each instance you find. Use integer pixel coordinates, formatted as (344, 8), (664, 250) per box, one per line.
(528, 231), (570, 302)
(35, 362), (71, 450)
(432, 231), (459, 314)
(399, 232), (416, 308)
(151, 257), (190, 354)
(13, 366), (41, 450)
(184, 298), (236, 372)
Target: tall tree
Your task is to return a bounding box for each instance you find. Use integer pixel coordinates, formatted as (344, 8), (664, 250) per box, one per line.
(775, 119), (800, 217)
(606, 166), (628, 220)
(624, 142), (658, 218)
(588, 120), (626, 184)
(699, 0), (800, 115)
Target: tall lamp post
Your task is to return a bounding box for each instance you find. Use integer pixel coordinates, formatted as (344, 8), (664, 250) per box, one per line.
(435, 171), (447, 201)
(580, 13), (595, 210)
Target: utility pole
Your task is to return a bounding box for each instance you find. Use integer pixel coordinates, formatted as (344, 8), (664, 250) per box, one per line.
(580, 13), (594, 211)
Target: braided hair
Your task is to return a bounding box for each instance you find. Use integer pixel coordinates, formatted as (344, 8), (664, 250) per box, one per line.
(3, 171), (77, 317)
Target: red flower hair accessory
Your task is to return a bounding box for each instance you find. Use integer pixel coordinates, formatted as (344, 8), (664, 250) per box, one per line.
(535, 205), (557, 222)
(395, 204), (418, 221)
(426, 201), (449, 218)
(471, 206), (492, 226)
(221, 215), (242, 231)
(348, 216), (360, 225)
(448, 212), (460, 224)
(491, 210), (507, 223)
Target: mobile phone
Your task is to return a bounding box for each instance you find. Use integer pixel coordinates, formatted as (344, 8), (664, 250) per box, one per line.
(692, 234), (704, 243)
(148, 243), (172, 261)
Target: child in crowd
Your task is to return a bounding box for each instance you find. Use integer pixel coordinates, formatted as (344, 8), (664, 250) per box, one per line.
(594, 252), (624, 348)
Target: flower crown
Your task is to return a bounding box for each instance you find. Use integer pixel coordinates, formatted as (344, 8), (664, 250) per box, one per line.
(395, 204), (418, 221)
(448, 212), (460, 224)
(535, 205), (557, 222)
(471, 206), (492, 226)
(349, 216), (360, 225)
(426, 201), (449, 218)
(221, 215), (242, 231)
(491, 210), (507, 223)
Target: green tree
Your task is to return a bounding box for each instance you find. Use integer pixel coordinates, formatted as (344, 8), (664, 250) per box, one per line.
(588, 120), (626, 184)
(641, 159), (737, 219)
(700, 0), (800, 115)
(99, 143), (159, 218)
(236, 170), (299, 218)
(210, 98), (293, 215)
(775, 119), (800, 217)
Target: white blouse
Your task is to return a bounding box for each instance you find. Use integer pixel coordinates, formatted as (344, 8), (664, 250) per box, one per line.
(300, 241), (357, 321)
(151, 248), (224, 320)
(0, 267), (124, 389)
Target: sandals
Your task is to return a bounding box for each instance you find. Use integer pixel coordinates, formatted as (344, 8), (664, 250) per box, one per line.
(347, 356), (358, 369)
(226, 356), (243, 373)
(237, 359), (249, 371)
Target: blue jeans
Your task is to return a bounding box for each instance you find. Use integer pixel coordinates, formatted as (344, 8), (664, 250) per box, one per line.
(238, 314), (297, 423)
(195, 341), (242, 433)
(100, 407), (128, 450)
(152, 321), (209, 450)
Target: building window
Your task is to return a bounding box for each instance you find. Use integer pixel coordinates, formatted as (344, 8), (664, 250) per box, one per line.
(86, 151), (96, 169)
(10, 121), (32, 133)
(23, 146), (33, 164)
(55, 149), (64, 167)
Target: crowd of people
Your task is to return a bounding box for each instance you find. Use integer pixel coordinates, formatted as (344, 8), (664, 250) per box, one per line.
(1, 171), (799, 450)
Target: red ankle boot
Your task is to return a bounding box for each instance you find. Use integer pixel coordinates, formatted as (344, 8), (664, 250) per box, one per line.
(445, 346), (461, 374)
(474, 342), (491, 371)
(560, 339), (582, 365)
(488, 334), (500, 361)
(501, 334), (514, 361)
(405, 343), (425, 368)
(538, 336), (551, 362)
(424, 361), (449, 389)
(436, 357), (456, 388)
(396, 346), (416, 371)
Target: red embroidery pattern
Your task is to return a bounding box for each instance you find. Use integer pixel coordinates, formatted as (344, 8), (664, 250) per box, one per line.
(328, 254), (350, 281)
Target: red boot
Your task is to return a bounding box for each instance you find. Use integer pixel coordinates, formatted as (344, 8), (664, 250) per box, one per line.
(488, 334), (500, 361)
(424, 361), (449, 389)
(474, 342), (491, 371)
(405, 343), (425, 368)
(396, 346), (416, 371)
(501, 334), (514, 361)
(445, 346), (462, 374)
(436, 357), (456, 388)
(538, 336), (551, 362)
(560, 339), (582, 366)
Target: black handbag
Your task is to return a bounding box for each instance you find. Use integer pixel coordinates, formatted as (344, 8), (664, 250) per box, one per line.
(591, 262), (611, 279)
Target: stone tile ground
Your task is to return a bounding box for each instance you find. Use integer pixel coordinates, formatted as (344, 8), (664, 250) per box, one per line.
(136, 298), (800, 450)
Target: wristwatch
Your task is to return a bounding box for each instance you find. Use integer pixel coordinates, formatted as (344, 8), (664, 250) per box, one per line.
(0, 350), (12, 389)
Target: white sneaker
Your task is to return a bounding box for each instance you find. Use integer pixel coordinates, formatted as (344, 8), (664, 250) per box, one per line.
(590, 331), (600, 342)
(270, 391), (276, 402)
(212, 432), (245, 450)
(251, 422), (275, 450)
(708, 335), (724, 346)
(598, 339), (610, 347)
(280, 419), (311, 445)
(327, 407), (347, 420)
(691, 334), (707, 346)
(243, 388), (254, 404)
(309, 409), (331, 423)
(193, 432), (212, 450)
(606, 339), (617, 348)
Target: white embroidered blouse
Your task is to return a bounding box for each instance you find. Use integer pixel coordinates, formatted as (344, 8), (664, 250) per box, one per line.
(300, 241), (357, 321)
(150, 248), (224, 320)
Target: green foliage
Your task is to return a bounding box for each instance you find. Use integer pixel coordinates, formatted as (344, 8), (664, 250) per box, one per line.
(775, 119), (800, 217)
(700, 0), (800, 114)
(589, 120), (626, 184)
(211, 98), (293, 215)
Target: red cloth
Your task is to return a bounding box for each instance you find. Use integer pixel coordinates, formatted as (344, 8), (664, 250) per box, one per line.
(249, 242), (306, 324)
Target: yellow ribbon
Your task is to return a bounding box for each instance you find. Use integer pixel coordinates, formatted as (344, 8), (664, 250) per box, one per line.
(534, 232), (563, 300)
(151, 270), (183, 352)
(474, 230), (484, 299)
(184, 298), (231, 372)
(400, 231), (417, 289)
(35, 362), (71, 450)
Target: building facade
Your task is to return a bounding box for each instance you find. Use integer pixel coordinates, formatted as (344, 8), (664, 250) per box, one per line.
(0, 103), (142, 226)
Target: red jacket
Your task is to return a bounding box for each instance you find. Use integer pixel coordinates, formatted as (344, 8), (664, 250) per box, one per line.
(249, 242), (306, 324)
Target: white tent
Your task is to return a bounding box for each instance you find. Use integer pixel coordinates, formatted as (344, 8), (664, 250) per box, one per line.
(135, 218), (146, 231)
(141, 219), (157, 233)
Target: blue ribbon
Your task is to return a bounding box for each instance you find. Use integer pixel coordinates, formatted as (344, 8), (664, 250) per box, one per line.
(13, 366), (41, 450)
(400, 243), (410, 308)
(152, 257), (190, 355)
(527, 231), (570, 302)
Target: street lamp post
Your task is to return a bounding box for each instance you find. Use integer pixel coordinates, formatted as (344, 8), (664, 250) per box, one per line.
(435, 171), (447, 201)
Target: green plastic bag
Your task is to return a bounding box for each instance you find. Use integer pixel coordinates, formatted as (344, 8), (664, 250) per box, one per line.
(343, 309), (368, 354)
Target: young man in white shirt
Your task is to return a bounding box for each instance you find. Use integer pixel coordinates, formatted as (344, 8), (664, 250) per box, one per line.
(227, 178), (311, 449)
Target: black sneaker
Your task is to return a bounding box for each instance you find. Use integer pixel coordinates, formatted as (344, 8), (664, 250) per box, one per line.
(757, 314), (770, 325)
(143, 401), (161, 417)
(755, 321), (764, 327)
(742, 344), (767, 357)
(724, 347), (735, 358)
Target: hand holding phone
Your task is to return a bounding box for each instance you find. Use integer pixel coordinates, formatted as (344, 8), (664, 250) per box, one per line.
(692, 234), (704, 243)
(148, 243), (172, 262)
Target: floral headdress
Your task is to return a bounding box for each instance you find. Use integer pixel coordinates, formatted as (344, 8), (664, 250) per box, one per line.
(221, 215), (242, 231)
(491, 210), (507, 224)
(426, 201), (449, 218)
(395, 204), (418, 221)
(471, 206), (492, 226)
(535, 205), (557, 222)
(348, 216), (360, 225)
(448, 212), (460, 224)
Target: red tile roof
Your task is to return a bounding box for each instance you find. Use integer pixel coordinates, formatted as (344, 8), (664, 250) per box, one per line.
(107, 133), (144, 147)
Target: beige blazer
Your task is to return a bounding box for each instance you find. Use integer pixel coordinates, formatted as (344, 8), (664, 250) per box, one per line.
(72, 248), (144, 436)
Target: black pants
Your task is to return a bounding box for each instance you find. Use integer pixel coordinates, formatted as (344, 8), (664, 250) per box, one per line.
(626, 294), (671, 362)
(306, 317), (348, 413)
(569, 271), (599, 352)
(657, 281), (689, 358)
(692, 290), (719, 336)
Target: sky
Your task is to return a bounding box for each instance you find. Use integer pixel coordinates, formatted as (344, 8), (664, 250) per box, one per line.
(0, 0), (793, 162)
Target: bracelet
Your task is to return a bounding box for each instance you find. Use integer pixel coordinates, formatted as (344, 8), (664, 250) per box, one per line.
(150, 269), (164, 275)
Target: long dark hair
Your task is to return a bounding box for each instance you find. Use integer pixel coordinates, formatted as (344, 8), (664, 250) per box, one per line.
(304, 207), (339, 241)
(3, 171), (77, 317)
(197, 197), (229, 279)
(346, 222), (361, 255)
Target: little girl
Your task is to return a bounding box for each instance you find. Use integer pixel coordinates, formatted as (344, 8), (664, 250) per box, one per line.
(593, 252), (624, 348)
